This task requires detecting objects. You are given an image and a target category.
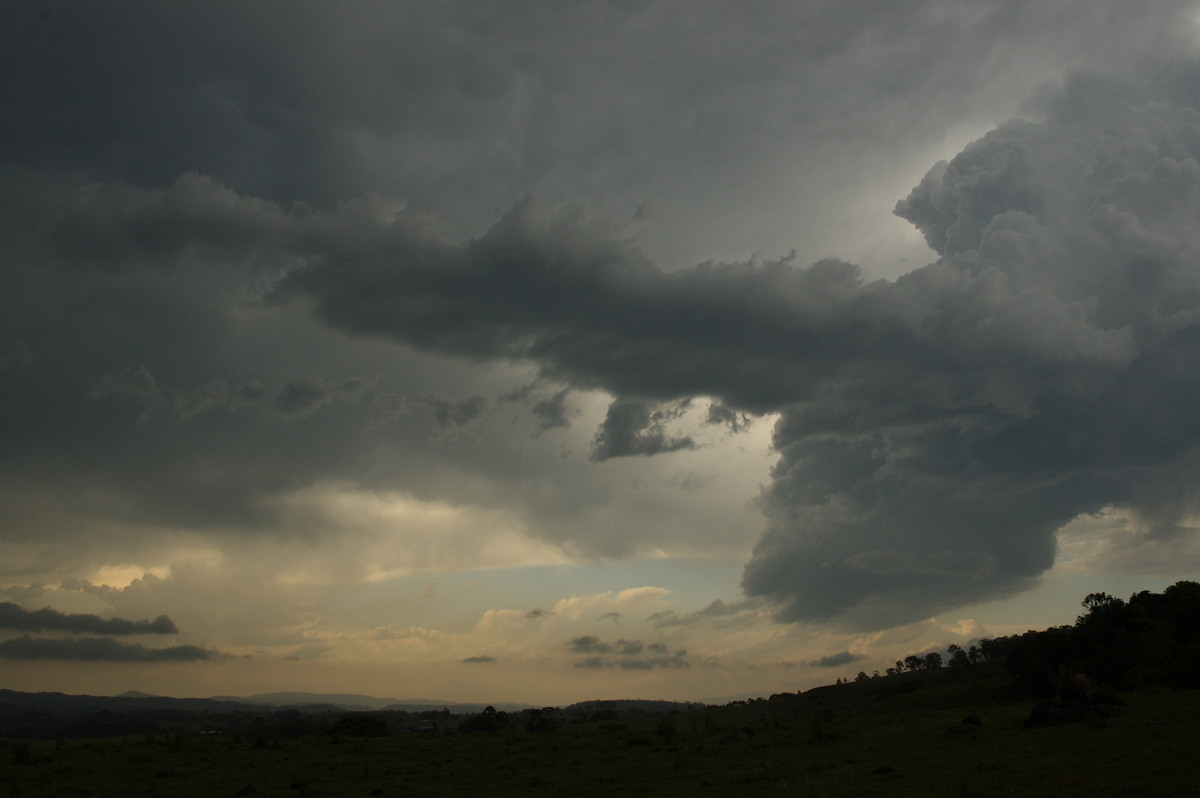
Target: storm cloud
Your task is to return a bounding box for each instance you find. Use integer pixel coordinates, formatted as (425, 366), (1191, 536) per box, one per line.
(0, 636), (212, 662)
(5, 66), (1200, 628)
(4, 2), (1200, 700)
(0, 602), (177, 635)
(273, 69), (1200, 626)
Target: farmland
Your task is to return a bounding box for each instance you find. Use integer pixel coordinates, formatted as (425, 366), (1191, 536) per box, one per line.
(3, 665), (1197, 797)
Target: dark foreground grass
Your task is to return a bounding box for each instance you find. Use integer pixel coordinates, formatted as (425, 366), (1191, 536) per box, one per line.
(3, 675), (1198, 797)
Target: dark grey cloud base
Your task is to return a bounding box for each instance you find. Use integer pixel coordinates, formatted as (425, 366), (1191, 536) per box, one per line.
(0, 602), (211, 662)
(0, 602), (177, 635)
(0, 636), (211, 662)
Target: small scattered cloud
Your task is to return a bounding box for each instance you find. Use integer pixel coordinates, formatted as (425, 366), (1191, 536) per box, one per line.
(810, 651), (859, 668)
(615, 639), (643, 655)
(461, 655), (497, 664)
(568, 635), (612, 654)
(567, 635), (689, 669)
(650, 598), (762, 628)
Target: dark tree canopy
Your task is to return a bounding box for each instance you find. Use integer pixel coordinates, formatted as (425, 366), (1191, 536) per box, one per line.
(996, 581), (1200, 697)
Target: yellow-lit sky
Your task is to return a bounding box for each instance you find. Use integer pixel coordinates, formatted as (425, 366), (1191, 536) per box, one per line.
(2, 0), (1200, 705)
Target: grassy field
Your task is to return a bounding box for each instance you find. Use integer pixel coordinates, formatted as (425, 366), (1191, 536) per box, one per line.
(3, 669), (1198, 797)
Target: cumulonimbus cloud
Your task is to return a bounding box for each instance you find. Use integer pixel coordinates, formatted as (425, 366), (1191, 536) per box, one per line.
(7, 63), (1200, 630)
(275, 69), (1200, 626)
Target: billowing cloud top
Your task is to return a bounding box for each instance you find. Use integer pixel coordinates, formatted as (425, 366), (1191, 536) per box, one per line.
(268, 70), (1200, 625)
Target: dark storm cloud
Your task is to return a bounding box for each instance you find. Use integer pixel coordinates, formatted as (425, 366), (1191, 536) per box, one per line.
(9, 65), (1200, 626)
(501, 384), (573, 435)
(0, 635), (212, 662)
(274, 200), (902, 413)
(741, 71), (1200, 626)
(6, 0), (1200, 633)
(278, 68), (1200, 626)
(0, 170), (458, 553)
(590, 399), (696, 462)
(2, 0), (1184, 258)
(0, 603), (178, 635)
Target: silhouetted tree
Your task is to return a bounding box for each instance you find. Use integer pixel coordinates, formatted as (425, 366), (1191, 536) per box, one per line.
(1002, 581), (1200, 698)
(523, 708), (558, 733)
(460, 706), (508, 733)
(923, 652), (942, 670)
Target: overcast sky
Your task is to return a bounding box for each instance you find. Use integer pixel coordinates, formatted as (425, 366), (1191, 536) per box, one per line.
(4, 0), (1200, 704)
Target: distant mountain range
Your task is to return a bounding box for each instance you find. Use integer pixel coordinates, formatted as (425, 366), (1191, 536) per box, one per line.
(0, 689), (281, 715)
(0, 689), (532, 715)
(0, 689), (706, 717)
(207, 692), (532, 714)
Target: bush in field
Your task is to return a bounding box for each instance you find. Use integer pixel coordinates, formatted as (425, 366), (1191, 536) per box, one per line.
(523, 708), (558, 733)
(330, 714), (389, 738)
(461, 706), (509, 733)
(806, 701), (836, 743)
